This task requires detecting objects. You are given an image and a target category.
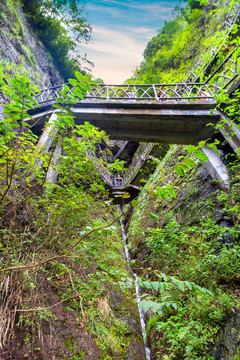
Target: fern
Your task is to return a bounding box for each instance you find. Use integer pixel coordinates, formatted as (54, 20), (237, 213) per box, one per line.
(138, 272), (213, 315)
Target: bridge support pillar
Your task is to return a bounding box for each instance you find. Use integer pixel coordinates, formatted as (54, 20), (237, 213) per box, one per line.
(45, 143), (62, 186)
(202, 146), (229, 190)
(36, 112), (59, 168)
(219, 113), (240, 156)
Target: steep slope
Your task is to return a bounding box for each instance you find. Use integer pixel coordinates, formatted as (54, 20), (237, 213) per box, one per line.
(0, 3), (145, 360)
(124, 0), (240, 358)
(128, 0), (239, 84)
(127, 143), (240, 358)
(0, 0), (62, 88)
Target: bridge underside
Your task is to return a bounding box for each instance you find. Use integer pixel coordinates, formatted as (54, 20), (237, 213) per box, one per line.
(29, 100), (220, 145)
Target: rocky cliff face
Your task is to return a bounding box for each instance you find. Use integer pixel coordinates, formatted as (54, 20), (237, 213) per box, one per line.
(0, 0), (61, 88)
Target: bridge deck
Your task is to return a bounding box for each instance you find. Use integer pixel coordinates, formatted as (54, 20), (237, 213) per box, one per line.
(28, 100), (219, 145)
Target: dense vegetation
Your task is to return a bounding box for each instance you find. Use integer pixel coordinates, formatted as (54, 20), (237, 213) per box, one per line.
(125, 0), (240, 358)
(0, 0), (240, 359)
(21, 0), (92, 80)
(128, 132), (240, 358)
(128, 0), (239, 84)
(0, 64), (143, 359)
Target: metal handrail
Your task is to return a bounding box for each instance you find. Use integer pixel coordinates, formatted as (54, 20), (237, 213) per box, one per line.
(35, 82), (215, 104)
(87, 143), (154, 190)
(35, 45), (240, 105)
(186, 1), (240, 82)
(87, 152), (113, 186)
(31, 8), (240, 195)
(121, 143), (154, 189)
(206, 46), (240, 93)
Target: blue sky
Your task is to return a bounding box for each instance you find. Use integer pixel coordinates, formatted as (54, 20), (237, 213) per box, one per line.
(77, 0), (181, 83)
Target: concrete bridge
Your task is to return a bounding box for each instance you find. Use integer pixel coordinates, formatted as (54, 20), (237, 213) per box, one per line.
(28, 45), (239, 146)
(28, 45), (240, 200)
(29, 100), (219, 145)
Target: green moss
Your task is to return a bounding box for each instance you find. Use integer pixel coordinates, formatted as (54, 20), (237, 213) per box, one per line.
(21, 44), (35, 66)
(5, 0), (25, 37)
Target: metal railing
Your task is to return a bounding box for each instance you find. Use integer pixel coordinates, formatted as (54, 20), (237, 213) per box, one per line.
(35, 44), (240, 107)
(32, 24), (240, 194)
(87, 152), (113, 187)
(121, 143), (154, 189)
(87, 143), (155, 190)
(86, 83), (215, 101)
(205, 44), (240, 93)
(36, 82), (215, 104)
(186, 1), (240, 82)
(82, 45), (240, 191)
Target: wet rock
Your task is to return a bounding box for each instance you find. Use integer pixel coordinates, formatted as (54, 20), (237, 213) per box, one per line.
(210, 312), (240, 359)
(124, 339), (147, 360)
(218, 230), (235, 247)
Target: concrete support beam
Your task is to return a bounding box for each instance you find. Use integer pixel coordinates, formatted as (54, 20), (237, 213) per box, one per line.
(45, 143), (62, 185)
(219, 113), (240, 156)
(37, 112), (59, 150)
(112, 141), (129, 161)
(36, 112), (59, 169)
(28, 101), (219, 145)
(202, 146), (229, 190)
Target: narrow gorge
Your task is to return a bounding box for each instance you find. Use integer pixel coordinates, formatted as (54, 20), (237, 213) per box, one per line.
(0, 0), (240, 359)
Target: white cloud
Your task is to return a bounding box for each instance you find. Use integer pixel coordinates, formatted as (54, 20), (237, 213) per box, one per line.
(78, 1), (182, 83)
(122, 26), (156, 40)
(77, 25), (148, 83)
(87, 0), (177, 20)
(87, 3), (124, 18)
(131, 2), (176, 16)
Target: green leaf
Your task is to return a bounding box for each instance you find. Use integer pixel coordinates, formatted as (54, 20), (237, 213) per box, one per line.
(194, 151), (209, 162)
(132, 200), (138, 206)
(139, 300), (163, 314)
(171, 302), (178, 310)
(167, 187), (176, 198)
(80, 82), (92, 91)
(175, 165), (185, 176)
(63, 84), (70, 92)
(68, 78), (78, 87)
(55, 97), (64, 103)
(184, 158), (195, 168)
(75, 71), (84, 82)
(184, 281), (192, 290)
(72, 87), (84, 99)
(149, 212), (159, 221)
(161, 273), (168, 282)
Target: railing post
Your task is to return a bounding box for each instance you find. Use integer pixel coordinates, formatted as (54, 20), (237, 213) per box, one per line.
(106, 85), (109, 100)
(153, 85), (158, 100)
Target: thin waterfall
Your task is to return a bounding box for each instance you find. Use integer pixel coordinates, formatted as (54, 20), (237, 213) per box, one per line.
(117, 205), (151, 360)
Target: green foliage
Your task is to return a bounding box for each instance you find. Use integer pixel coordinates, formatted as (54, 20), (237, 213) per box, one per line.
(128, 0), (239, 84)
(2, 0), (25, 37)
(21, 0), (92, 80)
(125, 0), (240, 358)
(63, 337), (84, 359)
(127, 134), (240, 359)
(138, 272), (213, 313)
(136, 271), (217, 359)
(0, 63), (138, 357)
(155, 312), (216, 359)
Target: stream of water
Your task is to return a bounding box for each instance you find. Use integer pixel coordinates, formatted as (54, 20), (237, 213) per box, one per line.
(117, 205), (151, 360)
